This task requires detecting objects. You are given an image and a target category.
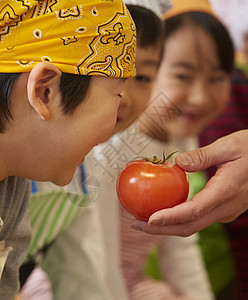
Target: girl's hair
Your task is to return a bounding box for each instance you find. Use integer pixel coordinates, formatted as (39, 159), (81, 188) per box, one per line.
(164, 12), (235, 73)
(0, 72), (91, 134)
(126, 4), (164, 48)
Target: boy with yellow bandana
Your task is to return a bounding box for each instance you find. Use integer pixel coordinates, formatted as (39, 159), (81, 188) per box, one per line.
(0, 0), (136, 299)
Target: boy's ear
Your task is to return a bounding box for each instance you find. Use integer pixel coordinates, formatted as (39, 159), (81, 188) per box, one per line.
(27, 62), (62, 120)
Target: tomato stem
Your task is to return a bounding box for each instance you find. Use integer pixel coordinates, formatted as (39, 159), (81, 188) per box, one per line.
(164, 151), (178, 162)
(133, 151), (178, 165)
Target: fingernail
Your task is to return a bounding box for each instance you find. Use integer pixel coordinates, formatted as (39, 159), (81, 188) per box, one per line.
(149, 217), (165, 226)
(177, 153), (193, 166)
(131, 224), (145, 232)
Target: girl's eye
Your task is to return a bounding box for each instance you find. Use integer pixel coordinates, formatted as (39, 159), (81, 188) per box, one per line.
(174, 73), (192, 82)
(118, 94), (123, 99)
(209, 75), (225, 84)
(135, 75), (152, 83)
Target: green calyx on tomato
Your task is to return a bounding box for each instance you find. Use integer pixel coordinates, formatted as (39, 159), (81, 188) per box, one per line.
(141, 151), (178, 165)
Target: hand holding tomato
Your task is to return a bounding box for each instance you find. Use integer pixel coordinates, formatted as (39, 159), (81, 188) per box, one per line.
(116, 153), (189, 221)
(130, 131), (248, 237)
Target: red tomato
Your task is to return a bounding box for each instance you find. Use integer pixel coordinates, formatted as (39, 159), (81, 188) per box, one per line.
(116, 158), (189, 221)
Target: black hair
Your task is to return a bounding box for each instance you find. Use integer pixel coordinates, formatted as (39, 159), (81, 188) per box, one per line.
(0, 73), (17, 133)
(59, 73), (91, 114)
(126, 4), (164, 48)
(164, 12), (234, 73)
(0, 72), (91, 133)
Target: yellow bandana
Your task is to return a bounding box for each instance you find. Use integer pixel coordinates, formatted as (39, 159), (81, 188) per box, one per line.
(163, 0), (214, 20)
(0, 0), (136, 78)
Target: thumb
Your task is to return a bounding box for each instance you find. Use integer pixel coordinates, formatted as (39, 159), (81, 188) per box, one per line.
(175, 135), (235, 172)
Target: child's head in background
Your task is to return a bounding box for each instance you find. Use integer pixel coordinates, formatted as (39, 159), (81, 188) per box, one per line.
(0, 0), (136, 185)
(110, 4), (164, 137)
(145, 0), (234, 138)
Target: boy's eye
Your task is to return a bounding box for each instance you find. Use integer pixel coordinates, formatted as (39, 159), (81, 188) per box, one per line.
(135, 75), (152, 83)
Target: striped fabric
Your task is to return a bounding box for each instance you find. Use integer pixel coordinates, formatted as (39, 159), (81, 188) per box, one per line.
(20, 166), (89, 298)
(129, 280), (193, 300)
(25, 165), (89, 262)
(22, 165), (88, 263)
(26, 189), (85, 261)
(199, 67), (248, 300)
(20, 170), (88, 296)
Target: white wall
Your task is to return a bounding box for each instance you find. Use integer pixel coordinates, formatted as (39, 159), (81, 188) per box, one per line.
(210, 0), (248, 51)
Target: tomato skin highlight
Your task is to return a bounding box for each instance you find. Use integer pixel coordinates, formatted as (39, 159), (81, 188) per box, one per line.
(116, 159), (189, 221)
